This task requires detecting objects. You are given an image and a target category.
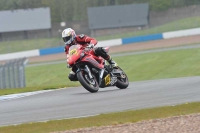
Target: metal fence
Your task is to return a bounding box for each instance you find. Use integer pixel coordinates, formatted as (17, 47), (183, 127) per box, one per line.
(0, 58), (28, 89)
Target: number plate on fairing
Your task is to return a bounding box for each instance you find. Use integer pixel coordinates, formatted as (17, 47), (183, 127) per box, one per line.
(104, 74), (111, 86)
(69, 49), (77, 55)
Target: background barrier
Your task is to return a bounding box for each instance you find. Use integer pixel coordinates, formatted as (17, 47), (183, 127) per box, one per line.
(39, 46), (64, 56)
(1, 28), (200, 61)
(0, 58), (28, 89)
(0, 50), (39, 61)
(163, 28), (200, 39)
(122, 34), (163, 44)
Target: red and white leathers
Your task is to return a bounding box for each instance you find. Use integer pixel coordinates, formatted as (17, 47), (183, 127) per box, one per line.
(65, 34), (117, 81)
(64, 34), (114, 61)
(62, 28), (117, 81)
(64, 34), (97, 54)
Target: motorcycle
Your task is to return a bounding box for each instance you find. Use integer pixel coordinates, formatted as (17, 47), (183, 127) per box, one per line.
(67, 44), (129, 93)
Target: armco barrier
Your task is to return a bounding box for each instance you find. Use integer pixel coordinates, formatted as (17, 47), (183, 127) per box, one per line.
(122, 34), (163, 44)
(1, 27), (200, 61)
(0, 58), (28, 89)
(39, 46), (64, 56)
(39, 39), (122, 56)
(97, 39), (122, 47)
(0, 50), (39, 61)
(163, 28), (200, 39)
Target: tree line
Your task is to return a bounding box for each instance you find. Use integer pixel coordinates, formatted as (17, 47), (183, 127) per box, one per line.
(0, 0), (200, 22)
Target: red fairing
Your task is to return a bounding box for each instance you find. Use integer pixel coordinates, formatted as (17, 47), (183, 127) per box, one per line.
(67, 45), (82, 66)
(81, 52), (104, 69)
(67, 44), (104, 69)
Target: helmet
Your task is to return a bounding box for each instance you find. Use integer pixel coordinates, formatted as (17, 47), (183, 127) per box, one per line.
(62, 28), (76, 45)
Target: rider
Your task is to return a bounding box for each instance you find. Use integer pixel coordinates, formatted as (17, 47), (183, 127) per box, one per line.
(62, 28), (118, 81)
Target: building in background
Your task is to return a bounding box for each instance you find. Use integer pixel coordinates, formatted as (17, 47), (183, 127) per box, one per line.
(1, 2), (200, 41)
(87, 3), (149, 37)
(0, 7), (51, 41)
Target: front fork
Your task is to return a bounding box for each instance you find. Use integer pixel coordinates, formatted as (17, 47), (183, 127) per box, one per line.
(85, 65), (105, 84)
(76, 64), (105, 85)
(99, 69), (105, 86)
(76, 64), (94, 79)
(85, 65), (93, 79)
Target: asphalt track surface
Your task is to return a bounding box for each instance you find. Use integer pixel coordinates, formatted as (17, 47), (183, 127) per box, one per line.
(0, 76), (200, 126)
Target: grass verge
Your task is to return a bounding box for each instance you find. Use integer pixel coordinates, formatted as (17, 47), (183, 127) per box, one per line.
(0, 46), (200, 95)
(0, 102), (199, 133)
(0, 86), (61, 96)
(26, 47), (200, 86)
(97, 16), (200, 40)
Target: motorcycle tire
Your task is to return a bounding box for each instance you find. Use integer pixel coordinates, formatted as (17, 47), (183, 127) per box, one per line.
(77, 70), (99, 93)
(115, 67), (129, 89)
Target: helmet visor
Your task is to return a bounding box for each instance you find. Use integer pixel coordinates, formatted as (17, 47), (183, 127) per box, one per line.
(63, 36), (71, 44)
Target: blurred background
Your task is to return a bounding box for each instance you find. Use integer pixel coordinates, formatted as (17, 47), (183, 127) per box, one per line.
(1, 0), (200, 53)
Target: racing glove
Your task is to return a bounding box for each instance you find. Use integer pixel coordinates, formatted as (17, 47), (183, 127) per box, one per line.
(87, 43), (94, 49)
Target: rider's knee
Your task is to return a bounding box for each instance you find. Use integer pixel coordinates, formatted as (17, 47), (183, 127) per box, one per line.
(94, 47), (109, 59)
(68, 72), (78, 81)
(94, 47), (107, 54)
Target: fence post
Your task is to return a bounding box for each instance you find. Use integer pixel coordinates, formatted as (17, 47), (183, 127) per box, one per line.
(7, 61), (12, 88)
(0, 65), (2, 89)
(17, 59), (22, 88)
(22, 58), (27, 88)
(2, 63), (7, 89)
(0, 58), (28, 89)
(12, 61), (16, 88)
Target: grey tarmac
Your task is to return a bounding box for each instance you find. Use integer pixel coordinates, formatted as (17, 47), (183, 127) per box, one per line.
(0, 76), (200, 126)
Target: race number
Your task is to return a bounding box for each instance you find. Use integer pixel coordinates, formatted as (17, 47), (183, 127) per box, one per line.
(69, 49), (77, 55)
(104, 74), (111, 86)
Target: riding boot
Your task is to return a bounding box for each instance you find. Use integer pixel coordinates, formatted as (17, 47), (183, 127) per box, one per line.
(107, 56), (118, 67)
(94, 47), (118, 67)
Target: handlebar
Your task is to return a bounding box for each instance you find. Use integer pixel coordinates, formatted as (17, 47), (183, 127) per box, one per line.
(84, 47), (93, 51)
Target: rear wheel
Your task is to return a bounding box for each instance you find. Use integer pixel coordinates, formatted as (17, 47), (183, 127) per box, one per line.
(115, 67), (129, 89)
(77, 70), (99, 93)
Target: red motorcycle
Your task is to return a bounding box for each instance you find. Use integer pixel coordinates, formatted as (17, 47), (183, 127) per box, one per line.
(67, 44), (129, 93)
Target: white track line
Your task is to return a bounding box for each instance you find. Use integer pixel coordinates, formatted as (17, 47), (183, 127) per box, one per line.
(0, 90), (53, 101)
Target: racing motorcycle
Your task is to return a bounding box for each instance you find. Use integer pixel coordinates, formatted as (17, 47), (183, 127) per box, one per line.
(67, 44), (129, 93)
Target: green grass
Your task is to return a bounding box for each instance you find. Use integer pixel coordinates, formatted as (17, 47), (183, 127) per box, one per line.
(1, 16), (200, 54)
(97, 16), (200, 40)
(0, 102), (199, 133)
(0, 38), (63, 54)
(0, 47), (200, 96)
(116, 48), (200, 81)
(26, 47), (200, 87)
(0, 86), (63, 96)
(26, 63), (81, 87)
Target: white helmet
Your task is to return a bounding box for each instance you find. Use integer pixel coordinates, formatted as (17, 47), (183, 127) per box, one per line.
(62, 28), (76, 45)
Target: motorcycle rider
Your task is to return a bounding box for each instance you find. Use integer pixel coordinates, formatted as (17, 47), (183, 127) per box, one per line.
(62, 28), (118, 81)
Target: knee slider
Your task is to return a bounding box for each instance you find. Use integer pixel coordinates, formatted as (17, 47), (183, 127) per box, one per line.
(95, 47), (107, 54)
(94, 47), (109, 59)
(68, 73), (78, 81)
(94, 47), (101, 55)
(101, 47), (108, 54)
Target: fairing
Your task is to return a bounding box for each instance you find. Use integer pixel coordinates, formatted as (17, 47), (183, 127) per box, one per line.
(67, 45), (82, 65)
(67, 44), (105, 69)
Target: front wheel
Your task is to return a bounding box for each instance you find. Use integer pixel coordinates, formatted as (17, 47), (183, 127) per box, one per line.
(115, 67), (129, 89)
(77, 70), (99, 93)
